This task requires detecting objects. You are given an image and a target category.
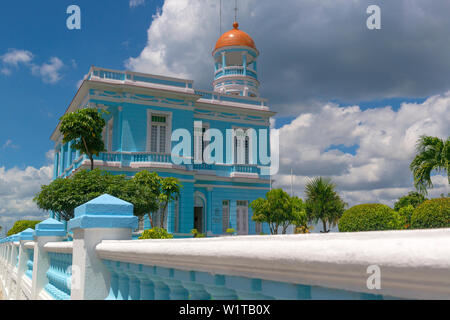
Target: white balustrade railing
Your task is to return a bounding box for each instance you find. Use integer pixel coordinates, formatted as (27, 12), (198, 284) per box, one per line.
(1, 194), (449, 300)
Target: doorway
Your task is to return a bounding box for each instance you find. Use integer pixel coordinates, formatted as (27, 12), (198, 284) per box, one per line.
(194, 207), (204, 233)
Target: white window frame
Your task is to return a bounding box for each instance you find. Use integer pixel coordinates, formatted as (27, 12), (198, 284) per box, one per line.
(147, 110), (172, 154)
(232, 126), (255, 165)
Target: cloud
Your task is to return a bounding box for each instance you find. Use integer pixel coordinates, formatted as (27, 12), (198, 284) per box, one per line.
(126, 0), (450, 116)
(31, 57), (64, 84)
(0, 49), (34, 76)
(130, 0), (145, 8)
(0, 161), (53, 237)
(0, 48), (64, 84)
(1, 49), (33, 67)
(2, 139), (19, 150)
(273, 93), (450, 207)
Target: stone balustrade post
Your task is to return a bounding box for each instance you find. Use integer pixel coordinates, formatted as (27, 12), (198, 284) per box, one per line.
(68, 194), (137, 300)
(31, 219), (66, 300)
(16, 229), (35, 300)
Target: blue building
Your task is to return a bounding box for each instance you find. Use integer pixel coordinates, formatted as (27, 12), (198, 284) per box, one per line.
(50, 22), (275, 237)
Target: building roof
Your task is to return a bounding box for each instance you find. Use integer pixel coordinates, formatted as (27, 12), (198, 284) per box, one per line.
(214, 22), (256, 51)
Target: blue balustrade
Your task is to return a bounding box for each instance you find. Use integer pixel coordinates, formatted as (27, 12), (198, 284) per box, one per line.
(45, 252), (73, 300)
(100, 260), (386, 300)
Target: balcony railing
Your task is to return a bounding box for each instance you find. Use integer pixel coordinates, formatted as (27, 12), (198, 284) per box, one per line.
(214, 66), (258, 80)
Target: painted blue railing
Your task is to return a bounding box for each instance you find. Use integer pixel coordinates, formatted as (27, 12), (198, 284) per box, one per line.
(25, 248), (34, 279)
(44, 252), (73, 300)
(215, 67), (258, 80)
(232, 164), (259, 174)
(101, 260), (384, 300)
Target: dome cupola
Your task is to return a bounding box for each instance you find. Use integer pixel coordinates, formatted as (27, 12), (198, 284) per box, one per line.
(212, 22), (260, 98)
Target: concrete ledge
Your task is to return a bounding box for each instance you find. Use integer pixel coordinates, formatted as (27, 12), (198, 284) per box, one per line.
(96, 228), (450, 300)
(44, 242), (73, 254)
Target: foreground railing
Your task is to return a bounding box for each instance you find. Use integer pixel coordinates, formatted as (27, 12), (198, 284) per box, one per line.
(1, 194), (449, 300)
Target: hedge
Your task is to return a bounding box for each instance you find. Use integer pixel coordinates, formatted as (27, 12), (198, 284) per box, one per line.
(411, 198), (450, 229)
(338, 204), (402, 232)
(6, 220), (42, 236)
(138, 227), (173, 240)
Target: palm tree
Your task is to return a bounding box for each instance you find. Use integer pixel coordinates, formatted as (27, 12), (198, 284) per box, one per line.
(304, 177), (346, 233)
(410, 136), (449, 195)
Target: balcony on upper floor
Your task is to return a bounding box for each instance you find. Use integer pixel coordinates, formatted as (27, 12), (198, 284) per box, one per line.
(56, 151), (264, 180)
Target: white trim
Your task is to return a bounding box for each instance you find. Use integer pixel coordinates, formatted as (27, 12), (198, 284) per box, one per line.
(146, 109), (172, 154)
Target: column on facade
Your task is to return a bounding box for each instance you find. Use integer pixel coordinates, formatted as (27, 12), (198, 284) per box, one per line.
(206, 188), (213, 235)
(67, 141), (73, 168)
(53, 150), (59, 179)
(59, 144), (64, 176)
(118, 106), (123, 153)
(242, 51), (247, 76)
(221, 52), (226, 70)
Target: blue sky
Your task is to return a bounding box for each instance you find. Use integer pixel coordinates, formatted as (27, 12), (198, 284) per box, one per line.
(0, 0), (163, 170)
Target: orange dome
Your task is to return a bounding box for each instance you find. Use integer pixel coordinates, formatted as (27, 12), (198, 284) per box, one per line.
(214, 22), (256, 51)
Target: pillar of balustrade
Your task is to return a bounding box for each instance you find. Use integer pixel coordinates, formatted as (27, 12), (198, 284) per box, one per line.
(15, 229), (35, 299)
(68, 194), (137, 300)
(178, 271), (211, 300)
(156, 269), (189, 300)
(31, 219), (66, 300)
(199, 274), (238, 300)
(130, 264), (155, 300)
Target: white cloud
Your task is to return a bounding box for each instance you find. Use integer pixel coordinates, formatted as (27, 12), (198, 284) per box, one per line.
(1, 49), (33, 67)
(31, 57), (64, 84)
(0, 162), (53, 236)
(126, 0), (450, 116)
(0, 48), (64, 84)
(273, 93), (450, 207)
(2, 139), (19, 150)
(0, 49), (34, 76)
(130, 0), (145, 8)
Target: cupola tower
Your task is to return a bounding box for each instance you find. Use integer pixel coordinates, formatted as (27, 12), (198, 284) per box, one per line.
(212, 22), (260, 97)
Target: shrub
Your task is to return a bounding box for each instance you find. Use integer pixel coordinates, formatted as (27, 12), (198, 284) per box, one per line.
(398, 205), (415, 229)
(190, 229), (206, 238)
(411, 198), (450, 229)
(226, 228), (236, 235)
(7, 220), (42, 236)
(138, 227), (173, 240)
(338, 204), (402, 232)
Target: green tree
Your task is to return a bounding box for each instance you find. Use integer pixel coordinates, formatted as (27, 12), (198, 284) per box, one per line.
(34, 169), (158, 222)
(59, 108), (107, 170)
(410, 135), (450, 195)
(305, 177), (346, 233)
(250, 189), (307, 235)
(158, 177), (181, 229)
(7, 221), (42, 236)
(128, 171), (181, 230)
(394, 191), (427, 211)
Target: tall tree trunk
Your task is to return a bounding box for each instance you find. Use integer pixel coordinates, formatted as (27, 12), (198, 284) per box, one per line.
(148, 213), (153, 229)
(321, 220), (329, 233)
(160, 203), (168, 229)
(90, 155), (94, 170)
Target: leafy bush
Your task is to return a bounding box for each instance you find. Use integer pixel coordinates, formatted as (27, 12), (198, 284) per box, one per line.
(398, 205), (415, 229)
(411, 198), (450, 229)
(190, 229), (206, 238)
(226, 228), (236, 235)
(138, 227), (173, 240)
(7, 220), (42, 236)
(338, 204), (402, 232)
